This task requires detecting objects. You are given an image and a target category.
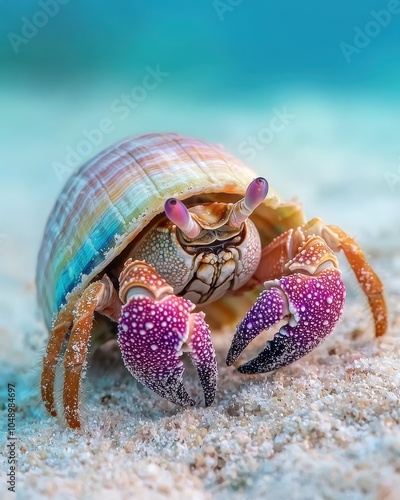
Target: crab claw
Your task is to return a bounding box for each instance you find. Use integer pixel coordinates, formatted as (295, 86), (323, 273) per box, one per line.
(227, 237), (346, 373)
(117, 260), (217, 406)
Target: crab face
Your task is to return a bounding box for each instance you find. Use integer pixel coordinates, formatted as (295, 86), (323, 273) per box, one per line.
(127, 178), (268, 306)
(38, 133), (387, 428)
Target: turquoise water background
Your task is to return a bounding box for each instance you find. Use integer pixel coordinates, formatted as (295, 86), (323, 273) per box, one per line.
(0, 5), (400, 489)
(0, 0), (399, 281)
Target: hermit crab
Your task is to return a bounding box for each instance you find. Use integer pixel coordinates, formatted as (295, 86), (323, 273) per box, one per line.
(37, 132), (387, 428)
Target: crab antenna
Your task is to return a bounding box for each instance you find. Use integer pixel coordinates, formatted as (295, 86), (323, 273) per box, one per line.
(164, 198), (202, 239)
(229, 177), (269, 227)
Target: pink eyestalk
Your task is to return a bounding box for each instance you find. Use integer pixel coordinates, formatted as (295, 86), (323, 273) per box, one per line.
(165, 198), (202, 239)
(227, 237), (346, 373)
(229, 177), (269, 228)
(117, 259), (217, 406)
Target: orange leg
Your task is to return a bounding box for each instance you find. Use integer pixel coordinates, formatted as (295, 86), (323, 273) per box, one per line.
(41, 302), (75, 416)
(62, 282), (104, 428)
(41, 275), (121, 428)
(326, 225), (387, 337)
(227, 218), (387, 373)
(63, 277), (121, 428)
(251, 218), (387, 338)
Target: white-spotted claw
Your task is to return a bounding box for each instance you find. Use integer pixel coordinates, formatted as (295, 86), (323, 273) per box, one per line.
(118, 260), (217, 406)
(227, 237), (346, 373)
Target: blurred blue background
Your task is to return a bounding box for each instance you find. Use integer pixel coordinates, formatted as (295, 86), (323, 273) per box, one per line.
(0, 0), (399, 287)
(0, 4), (399, 493)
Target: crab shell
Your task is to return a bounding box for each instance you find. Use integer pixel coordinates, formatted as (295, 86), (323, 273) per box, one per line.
(37, 133), (306, 329)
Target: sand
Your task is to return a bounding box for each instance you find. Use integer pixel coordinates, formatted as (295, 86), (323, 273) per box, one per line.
(1, 253), (400, 500)
(1, 94), (400, 499)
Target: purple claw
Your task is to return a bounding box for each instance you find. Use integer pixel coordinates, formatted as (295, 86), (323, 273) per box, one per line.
(226, 287), (288, 366)
(118, 294), (217, 406)
(188, 313), (218, 406)
(227, 268), (346, 374)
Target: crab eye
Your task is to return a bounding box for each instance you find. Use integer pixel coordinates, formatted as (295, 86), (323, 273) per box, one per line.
(228, 177), (269, 228)
(164, 198), (202, 239)
(246, 178), (269, 210)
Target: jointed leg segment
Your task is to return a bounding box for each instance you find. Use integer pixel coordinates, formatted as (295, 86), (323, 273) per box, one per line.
(41, 276), (121, 428)
(41, 213), (387, 426)
(41, 262), (218, 428)
(41, 302), (75, 417)
(325, 224), (387, 337)
(227, 218), (387, 373)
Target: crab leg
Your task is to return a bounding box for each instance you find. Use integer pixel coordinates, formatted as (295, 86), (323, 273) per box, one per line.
(323, 224), (387, 337)
(117, 259), (217, 407)
(41, 276), (120, 428)
(228, 215), (388, 373)
(250, 218), (387, 338)
(41, 301), (75, 417)
(227, 236), (346, 373)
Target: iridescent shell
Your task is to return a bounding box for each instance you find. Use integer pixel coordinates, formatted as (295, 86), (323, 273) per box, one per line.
(37, 133), (305, 328)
